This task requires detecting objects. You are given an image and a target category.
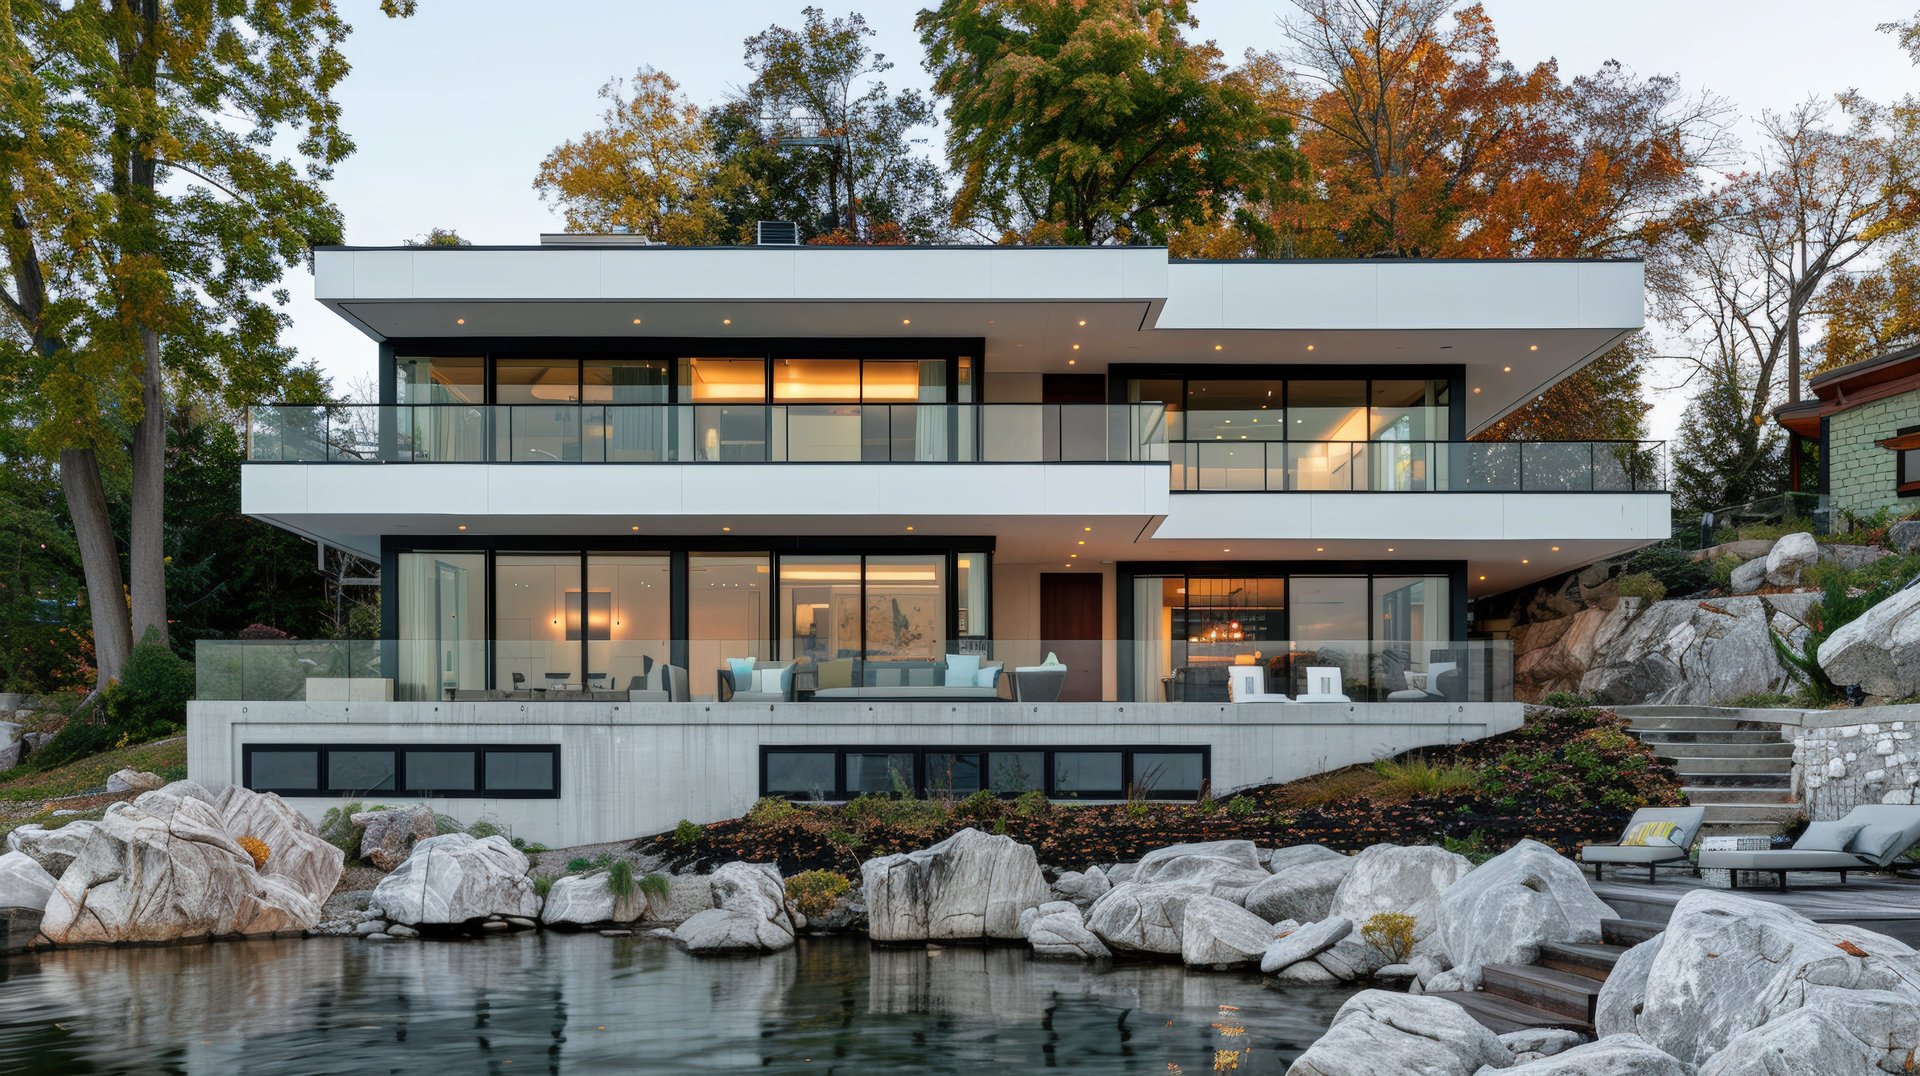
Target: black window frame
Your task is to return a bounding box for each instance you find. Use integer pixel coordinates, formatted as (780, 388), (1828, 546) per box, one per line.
(758, 744), (1209, 802)
(241, 743), (561, 799)
(1898, 424), (1920, 498)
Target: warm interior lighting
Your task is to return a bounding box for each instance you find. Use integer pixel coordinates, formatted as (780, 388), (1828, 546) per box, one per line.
(1551, 546), (1560, 552)
(901, 318), (911, 325)
(1479, 575), (1487, 581)
(1315, 547), (1324, 552)
(455, 318), (465, 325)
(905, 525), (914, 531)
(1472, 387), (1482, 394)
(1076, 540), (1085, 545)
(1072, 343), (1080, 350)
(1306, 344), (1315, 351)
(456, 524), (467, 531)
(1529, 344), (1539, 351)
(630, 525), (639, 531)
(1067, 358), (1076, 365)
(1070, 553), (1078, 558)
(780, 568), (937, 582)
(721, 526), (731, 532)
(1078, 319), (1087, 326)
(722, 318), (732, 325)
(1213, 344), (1223, 351)
(1084, 526), (1092, 531)
(1522, 559), (1530, 565)
(1503, 366), (1512, 372)
(631, 318), (642, 325)
(1387, 547), (1395, 552)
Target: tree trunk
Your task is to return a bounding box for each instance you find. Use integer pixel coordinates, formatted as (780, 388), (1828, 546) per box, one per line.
(60, 448), (133, 684)
(128, 326), (168, 649)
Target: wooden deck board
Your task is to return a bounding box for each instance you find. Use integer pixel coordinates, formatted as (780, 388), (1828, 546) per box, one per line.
(1592, 873), (1920, 945)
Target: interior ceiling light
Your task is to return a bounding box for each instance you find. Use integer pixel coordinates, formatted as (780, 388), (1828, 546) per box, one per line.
(1479, 575), (1487, 581)
(456, 524), (467, 531)
(1077, 540), (1085, 545)
(1503, 366), (1512, 372)
(1522, 559), (1530, 565)
(722, 318), (732, 325)
(632, 318), (643, 325)
(1067, 358), (1076, 365)
(902, 318), (911, 325)
(1084, 526), (1092, 532)
(1306, 344), (1316, 351)
(455, 318), (465, 325)
(1072, 343), (1081, 350)
(1078, 319), (1087, 326)
(1529, 344), (1539, 351)
(1213, 344), (1223, 351)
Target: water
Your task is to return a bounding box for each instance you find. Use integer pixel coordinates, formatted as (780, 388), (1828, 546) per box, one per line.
(0, 933), (1355, 1074)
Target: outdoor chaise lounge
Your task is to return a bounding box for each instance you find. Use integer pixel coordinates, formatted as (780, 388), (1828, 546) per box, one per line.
(1579, 806), (1707, 882)
(1226, 667), (1293, 703)
(1697, 804), (1920, 890)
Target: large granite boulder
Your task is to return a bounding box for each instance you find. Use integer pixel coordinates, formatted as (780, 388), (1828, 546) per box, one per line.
(1729, 557), (1768, 595)
(862, 828), (1048, 942)
(0, 850), (55, 911)
(40, 794), (321, 943)
(1764, 532), (1820, 587)
(1596, 889), (1920, 1066)
(352, 804), (439, 872)
(1819, 583), (1920, 698)
(1050, 866), (1111, 911)
(158, 779), (216, 804)
(1497, 1034), (1688, 1074)
(1578, 596), (1791, 706)
(1327, 844), (1472, 942)
(1132, 840), (1269, 903)
(673, 862), (794, 954)
(368, 833), (537, 926)
(1591, 934), (1662, 1037)
(540, 871), (644, 926)
(1697, 988), (1920, 1075)
(1264, 844), (1348, 874)
(212, 785), (343, 904)
(1085, 881), (1204, 956)
(1260, 915), (1351, 974)
(105, 768), (165, 794)
(1245, 856), (1354, 924)
(1286, 990), (1509, 1076)
(1020, 900), (1111, 960)
(6, 821), (97, 877)
(1432, 839), (1616, 988)
(1178, 894), (1273, 968)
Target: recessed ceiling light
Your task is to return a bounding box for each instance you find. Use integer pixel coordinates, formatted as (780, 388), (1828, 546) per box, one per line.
(1315, 547), (1324, 552)
(1072, 343), (1080, 350)
(1387, 547), (1395, 552)
(1529, 344), (1539, 351)
(1472, 387), (1482, 394)
(1551, 546), (1561, 552)
(1067, 358), (1076, 365)
(1522, 559), (1530, 564)
(1213, 344), (1223, 351)
(905, 525), (914, 531)
(632, 318), (643, 325)
(455, 318), (465, 326)
(1223, 548), (1231, 552)
(1078, 319), (1087, 327)
(1077, 540), (1085, 545)
(630, 525), (639, 531)
(1503, 366), (1512, 372)
(456, 524), (467, 531)
(1479, 575), (1487, 581)
(1084, 526), (1092, 532)
(722, 318), (732, 325)
(1070, 553), (1078, 558)
(1306, 344), (1315, 351)
(902, 318), (911, 325)
(721, 526), (731, 532)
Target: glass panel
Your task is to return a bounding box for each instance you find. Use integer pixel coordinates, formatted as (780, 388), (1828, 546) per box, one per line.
(1179, 577), (1285, 702)
(406, 750), (477, 792)
(250, 750), (318, 790)
(957, 357), (974, 404)
(786, 403), (864, 461)
(1370, 379), (1449, 439)
(1288, 576), (1367, 698)
(1134, 575), (1184, 702)
(682, 358), (768, 461)
(590, 359), (672, 461)
(1053, 751), (1122, 795)
(1288, 440), (1357, 490)
(1186, 380), (1283, 441)
(865, 555), (946, 677)
(1287, 380), (1368, 441)
(1906, 451), (1920, 485)
(497, 359), (583, 462)
(1522, 442), (1593, 491)
(588, 554), (671, 692)
(680, 357), (766, 401)
(584, 358), (670, 403)
(690, 553), (769, 697)
(846, 752), (914, 795)
(956, 552), (990, 641)
(1128, 378), (1185, 440)
(1132, 752), (1203, 795)
(484, 750), (556, 792)
(989, 751), (1044, 793)
(925, 752), (983, 796)
(328, 749), (397, 793)
(766, 752), (836, 799)
(395, 356), (484, 405)
(780, 556), (862, 673)
(495, 554), (581, 693)
(1375, 575), (1452, 700)
(1194, 442), (1264, 490)
(396, 552), (486, 701)
(775, 358), (860, 402)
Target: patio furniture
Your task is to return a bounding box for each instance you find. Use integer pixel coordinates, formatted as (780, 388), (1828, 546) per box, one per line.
(1697, 804), (1920, 890)
(1579, 806), (1708, 882)
(717, 661), (797, 702)
(1013, 655), (1068, 702)
(627, 663), (690, 702)
(1295, 666), (1350, 703)
(1226, 666), (1293, 703)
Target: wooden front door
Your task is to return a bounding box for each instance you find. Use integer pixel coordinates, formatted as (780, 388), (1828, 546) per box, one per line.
(1040, 572), (1103, 701)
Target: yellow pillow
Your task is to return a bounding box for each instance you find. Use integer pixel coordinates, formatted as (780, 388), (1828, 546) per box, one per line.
(1620, 820), (1678, 847)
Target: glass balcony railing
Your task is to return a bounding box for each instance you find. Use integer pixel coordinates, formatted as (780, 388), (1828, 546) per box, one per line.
(1171, 439), (1668, 493)
(244, 403), (1170, 465)
(194, 637), (1515, 704)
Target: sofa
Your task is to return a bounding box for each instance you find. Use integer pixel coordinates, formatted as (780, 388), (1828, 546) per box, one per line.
(809, 654), (1007, 701)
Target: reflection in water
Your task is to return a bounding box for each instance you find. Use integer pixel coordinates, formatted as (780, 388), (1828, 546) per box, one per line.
(0, 934), (1355, 1073)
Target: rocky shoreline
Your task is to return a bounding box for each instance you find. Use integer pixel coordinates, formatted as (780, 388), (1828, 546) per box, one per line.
(5, 793), (1918, 1072)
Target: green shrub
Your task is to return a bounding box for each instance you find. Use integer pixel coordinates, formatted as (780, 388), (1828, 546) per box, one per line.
(784, 869), (852, 917)
(639, 872), (671, 903)
(24, 720), (122, 773)
(433, 813), (465, 836)
(1372, 756), (1478, 798)
(605, 858), (635, 899)
(565, 856), (594, 873)
(1709, 553), (1743, 589)
(1624, 541), (1710, 596)
(1440, 830), (1492, 864)
(672, 819), (703, 847)
(1360, 912), (1417, 963)
(318, 801), (366, 857)
(1226, 795), (1257, 819)
(1614, 572), (1666, 604)
(954, 788), (1002, 822)
(746, 796), (796, 823)
(465, 818), (506, 840)
(1540, 691), (1594, 710)
(101, 630), (195, 743)
(1720, 691), (1796, 709)
(1013, 789), (1049, 817)
(1124, 799), (1151, 818)
(532, 873), (558, 899)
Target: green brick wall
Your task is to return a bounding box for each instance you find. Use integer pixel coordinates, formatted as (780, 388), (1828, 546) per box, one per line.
(1829, 390), (1920, 518)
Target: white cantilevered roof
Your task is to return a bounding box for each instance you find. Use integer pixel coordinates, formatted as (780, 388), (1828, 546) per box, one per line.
(312, 244), (1643, 433)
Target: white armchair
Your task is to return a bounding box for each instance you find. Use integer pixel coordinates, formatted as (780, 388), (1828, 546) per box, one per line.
(1296, 665), (1350, 703)
(1227, 667), (1294, 703)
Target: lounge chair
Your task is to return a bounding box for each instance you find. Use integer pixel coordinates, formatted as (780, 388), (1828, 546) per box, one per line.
(1012, 656), (1068, 702)
(627, 663), (690, 702)
(1697, 804), (1920, 890)
(1227, 667), (1293, 703)
(1579, 806), (1707, 882)
(1295, 665), (1350, 703)
(718, 660), (796, 702)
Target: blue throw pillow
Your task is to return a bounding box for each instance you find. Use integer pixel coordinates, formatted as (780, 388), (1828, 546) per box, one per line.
(976, 665), (1000, 688)
(727, 657), (757, 690)
(945, 653), (982, 687)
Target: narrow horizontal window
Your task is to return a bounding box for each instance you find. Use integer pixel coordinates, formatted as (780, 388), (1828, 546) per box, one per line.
(241, 744), (559, 799)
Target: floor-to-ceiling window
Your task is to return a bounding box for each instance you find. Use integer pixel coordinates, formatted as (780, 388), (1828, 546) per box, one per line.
(779, 556), (862, 670)
(681, 358), (769, 461)
(590, 358), (672, 462)
(689, 552), (770, 682)
(394, 356), (485, 461)
(496, 359), (584, 461)
(587, 553), (671, 690)
(865, 554), (947, 671)
(494, 554), (582, 692)
(1288, 575), (1368, 697)
(394, 552), (486, 700)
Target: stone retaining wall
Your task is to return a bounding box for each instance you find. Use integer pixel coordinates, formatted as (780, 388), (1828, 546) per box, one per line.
(1792, 717), (1920, 817)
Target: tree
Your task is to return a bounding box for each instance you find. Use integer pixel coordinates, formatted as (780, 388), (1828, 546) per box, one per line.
(534, 68), (729, 243)
(1670, 362), (1786, 513)
(0, 2), (405, 685)
(405, 227), (471, 248)
(1477, 335), (1651, 443)
(1812, 235), (1920, 370)
(720, 7), (950, 243)
(918, 0), (1299, 245)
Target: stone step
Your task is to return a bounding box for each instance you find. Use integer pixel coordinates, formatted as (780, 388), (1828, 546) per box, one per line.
(1620, 714), (1785, 732)
(1481, 964), (1605, 1022)
(1668, 756), (1794, 774)
(1601, 918), (1665, 947)
(1672, 771), (1792, 789)
(1437, 990), (1593, 1036)
(1635, 729), (1787, 744)
(1537, 941), (1630, 982)
(1643, 740), (1794, 759)
(1683, 787), (1799, 806)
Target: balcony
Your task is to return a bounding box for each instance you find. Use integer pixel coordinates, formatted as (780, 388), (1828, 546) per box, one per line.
(1172, 439), (1668, 493)
(245, 403), (1169, 465)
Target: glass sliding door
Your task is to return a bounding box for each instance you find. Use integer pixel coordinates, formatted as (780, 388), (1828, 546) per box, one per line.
(394, 356), (485, 462)
(589, 358), (671, 461)
(495, 554), (582, 693)
(955, 551), (990, 642)
(776, 359), (861, 461)
(1286, 381), (1368, 489)
(1286, 575), (1367, 697)
(1371, 379), (1450, 490)
(1374, 574), (1454, 698)
(689, 553), (769, 696)
(395, 552), (486, 700)
(864, 555), (946, 679)
(587, 553), (671, 692)
(1181, 576), (1285, 700)
(1132, 575), (1183, 702)
(779, 556), (861, 687)
(681, 358), (768, 461)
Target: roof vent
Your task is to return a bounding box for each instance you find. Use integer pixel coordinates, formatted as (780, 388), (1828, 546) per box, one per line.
(756, 221), (800, 246)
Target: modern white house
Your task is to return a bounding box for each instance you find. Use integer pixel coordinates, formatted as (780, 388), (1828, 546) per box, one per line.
(186, 239), (1669, 843)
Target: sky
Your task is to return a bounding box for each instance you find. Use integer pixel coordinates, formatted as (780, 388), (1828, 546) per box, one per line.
(290, 0), (1920, 441)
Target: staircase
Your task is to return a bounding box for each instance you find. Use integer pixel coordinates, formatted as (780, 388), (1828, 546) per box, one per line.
(1440, 918), (1662, 1035)
(1617, 707), (1798, 836)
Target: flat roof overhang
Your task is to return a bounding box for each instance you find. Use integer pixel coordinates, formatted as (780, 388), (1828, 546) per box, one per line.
(313, 246), (1644, 433)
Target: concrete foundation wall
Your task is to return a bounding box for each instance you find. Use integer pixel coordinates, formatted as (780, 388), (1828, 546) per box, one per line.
(187, 699), (1524, 847)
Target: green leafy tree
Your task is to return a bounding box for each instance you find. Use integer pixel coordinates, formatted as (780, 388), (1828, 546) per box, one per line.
(1671, 364), (1787, 512)
(1479, 335), (1651, 443)
(0, 1), (409, 685)
(917, 0), (1298, 245)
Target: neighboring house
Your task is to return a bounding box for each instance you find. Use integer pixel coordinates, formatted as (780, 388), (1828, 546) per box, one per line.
(187, 238), (1669, 843)
(1775, 343), (1920, 520)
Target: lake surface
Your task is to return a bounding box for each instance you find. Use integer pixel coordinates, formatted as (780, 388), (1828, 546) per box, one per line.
(0, 932), (1354, 1074)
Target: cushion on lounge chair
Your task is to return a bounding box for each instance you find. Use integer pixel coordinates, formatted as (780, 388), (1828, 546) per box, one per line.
(1579, 844), (1689, 864)
(1850, 824), (1907, 862)
(1695, 849), (1871, 871)
(1622, 820), (1680, 847)
(1829, 804), (1920, 866)
(1794, 820), (1865, 852)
